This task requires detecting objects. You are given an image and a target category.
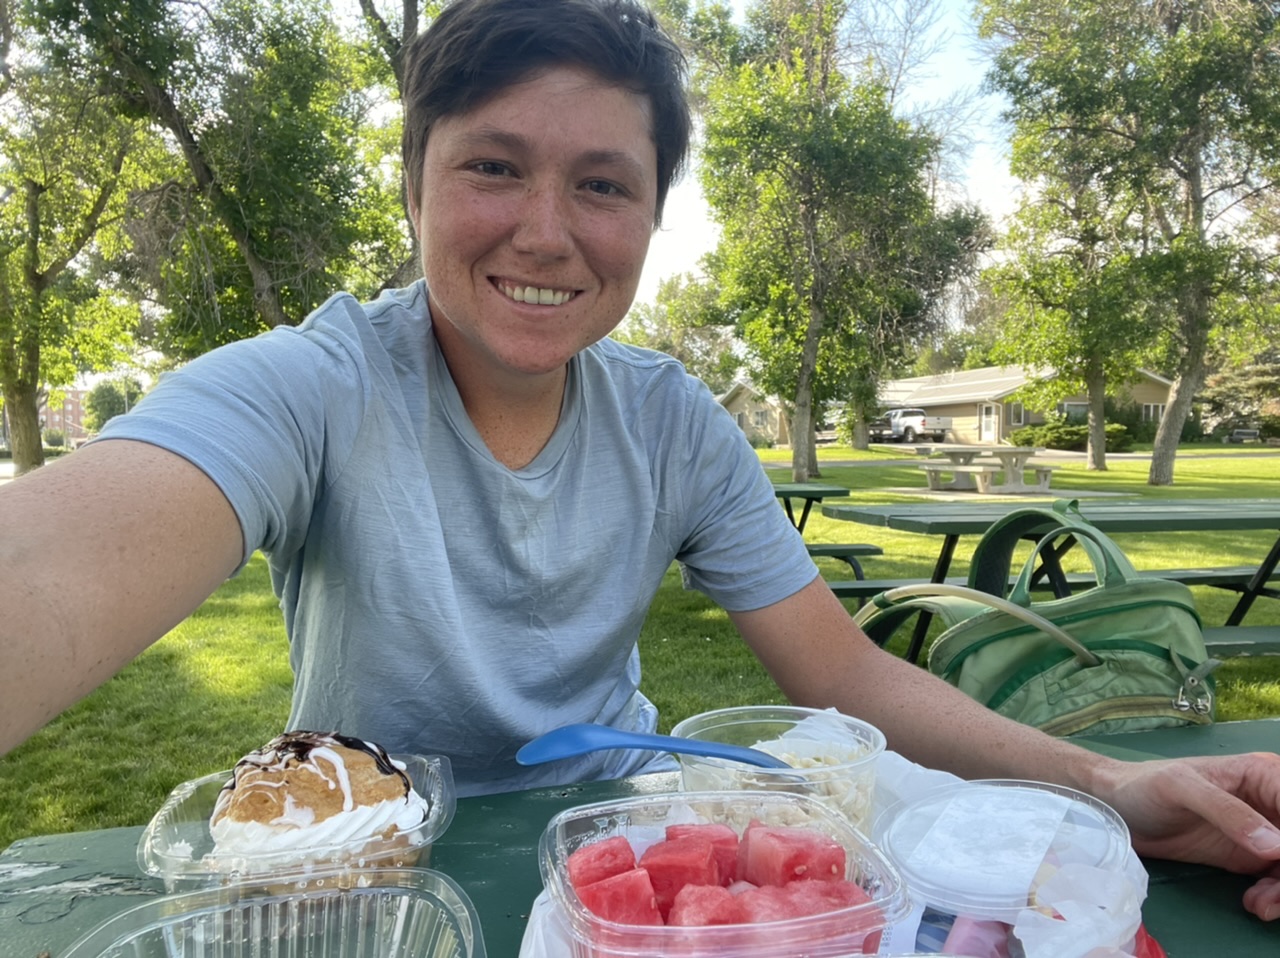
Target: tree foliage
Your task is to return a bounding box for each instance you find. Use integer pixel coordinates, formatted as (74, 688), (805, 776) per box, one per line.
(83, 376), (143, 432)
(616, 273), (742, 394)
(32, 0), (410, 357)
(681, 0), (987, 478)
(978, 0), (1280, 484)
(0, 6), (145, 472)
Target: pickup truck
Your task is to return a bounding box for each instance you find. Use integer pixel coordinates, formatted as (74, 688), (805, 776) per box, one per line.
(869, 407), (950, 443)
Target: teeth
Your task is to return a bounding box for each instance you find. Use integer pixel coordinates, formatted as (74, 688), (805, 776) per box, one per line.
(501, 283), (574, 306)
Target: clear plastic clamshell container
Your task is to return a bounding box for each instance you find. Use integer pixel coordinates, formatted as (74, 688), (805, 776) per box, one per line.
(61, 866), (485, 958)
(874, 778), (1131, 923)
(671, 706), (886, 831)
(138, 754), (456, 892)
(540, 789), (909, 958)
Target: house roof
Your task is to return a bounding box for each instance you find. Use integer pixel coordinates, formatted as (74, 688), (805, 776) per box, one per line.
(882, 365), (1170, 407)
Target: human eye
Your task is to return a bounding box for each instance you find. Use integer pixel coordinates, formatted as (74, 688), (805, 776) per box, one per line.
(470, 160), (515, 177)
(583, 179), (625, 197)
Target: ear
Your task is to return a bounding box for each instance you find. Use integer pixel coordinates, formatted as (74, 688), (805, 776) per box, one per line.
(405, 174), (421, 238)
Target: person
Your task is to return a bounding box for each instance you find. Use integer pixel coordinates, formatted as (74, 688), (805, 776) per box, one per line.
(1, 0), (1278, 921)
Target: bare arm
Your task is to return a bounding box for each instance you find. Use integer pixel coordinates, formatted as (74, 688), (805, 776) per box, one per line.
(0, 440), (243, 755)
(728, 576), (1108, 790)
(731, 577), (1280, 919)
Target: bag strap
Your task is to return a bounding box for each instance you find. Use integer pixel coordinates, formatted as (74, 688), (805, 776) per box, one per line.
(1006, 522), (1140, 606)
(967, 499), (1110, 596)
(852, 591), (999, 655)
(852, 582), (1101, 666)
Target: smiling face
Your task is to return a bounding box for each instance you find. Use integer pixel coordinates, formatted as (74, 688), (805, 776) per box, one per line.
(409, 66), (658, 392)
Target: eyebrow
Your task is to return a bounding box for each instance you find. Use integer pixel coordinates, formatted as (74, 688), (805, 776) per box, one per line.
(456, 128), (651, 180)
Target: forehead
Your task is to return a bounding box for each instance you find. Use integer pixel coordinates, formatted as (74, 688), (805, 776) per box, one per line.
(435, 66), (655, 151)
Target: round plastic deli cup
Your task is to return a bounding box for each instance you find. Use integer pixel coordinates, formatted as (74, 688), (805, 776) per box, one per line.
(539, 789), (909, 958)
(670, 706), (886, 831)
(874, 778), (1132, 952)
(62, 866), (485, 958)
(137, 754), (455, 893)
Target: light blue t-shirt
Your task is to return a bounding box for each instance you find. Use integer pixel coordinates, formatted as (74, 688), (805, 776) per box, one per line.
(99, 281), (817, 795)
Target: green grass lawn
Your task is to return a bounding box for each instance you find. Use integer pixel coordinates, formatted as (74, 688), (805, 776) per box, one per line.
(2, 449), (1278, 851)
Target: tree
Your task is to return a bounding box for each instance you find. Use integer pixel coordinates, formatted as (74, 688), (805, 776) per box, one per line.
(978, 0), (1280, 484)
(985, 163), (1158, 470)
(616, 272), (742, 394)
(0, 7), (144, 473)
(83, 376), (143, 432)
(35, 0), (410, 356)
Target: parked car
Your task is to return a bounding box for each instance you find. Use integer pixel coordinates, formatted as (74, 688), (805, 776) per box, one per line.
(868, 407), (951, 443)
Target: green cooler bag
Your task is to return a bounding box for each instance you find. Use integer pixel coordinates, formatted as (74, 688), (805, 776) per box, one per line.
(854, 504), (1218, 737)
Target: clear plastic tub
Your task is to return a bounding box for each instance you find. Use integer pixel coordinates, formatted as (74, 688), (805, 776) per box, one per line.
(138, 754), (455, 893)
(61, 866), (485, 958)
(670, 706), (885, 830)
(874, 778), (1131, 923)
(539, 789), (908, 958)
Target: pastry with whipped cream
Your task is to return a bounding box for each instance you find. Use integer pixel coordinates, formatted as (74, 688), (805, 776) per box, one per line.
(210, 730), (431, 858)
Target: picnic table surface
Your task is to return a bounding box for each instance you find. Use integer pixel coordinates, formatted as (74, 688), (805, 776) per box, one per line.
(771, 480), (850, 533)
(4, 719), (1278, 957)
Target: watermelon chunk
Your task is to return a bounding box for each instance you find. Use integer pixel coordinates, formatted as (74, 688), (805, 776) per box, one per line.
(567, 835), (637, 890)
(667, 884), (748, 926)
(638, 836), (721, 918)
(665, 822), (739, 884)
(737, 823), (846, 886)
(575, 867), (663, 925)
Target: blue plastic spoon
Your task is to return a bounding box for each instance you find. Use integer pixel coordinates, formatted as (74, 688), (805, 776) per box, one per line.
(516, 723), (792, 769)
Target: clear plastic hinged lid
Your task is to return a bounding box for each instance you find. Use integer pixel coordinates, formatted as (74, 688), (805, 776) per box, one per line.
(874, 778), (1131, 923)
(138, 754), (456, 892)
(62, 866), (485, 958)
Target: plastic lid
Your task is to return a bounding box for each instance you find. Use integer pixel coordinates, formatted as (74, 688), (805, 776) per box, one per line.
(874, 779), (1130, 922)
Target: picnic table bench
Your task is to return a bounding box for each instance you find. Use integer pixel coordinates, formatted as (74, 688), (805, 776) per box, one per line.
(1224, 428), (1261, 443)
(917, 451), (1059, 494)
(805, 542), (883, 578)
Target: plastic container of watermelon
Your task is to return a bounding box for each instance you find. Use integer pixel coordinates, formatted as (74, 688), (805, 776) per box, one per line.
(671, 706), (885, 831)
(540, 789), (909, 958)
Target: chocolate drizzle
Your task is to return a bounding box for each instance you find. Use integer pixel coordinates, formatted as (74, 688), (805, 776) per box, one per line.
(220, 730), (412, 796)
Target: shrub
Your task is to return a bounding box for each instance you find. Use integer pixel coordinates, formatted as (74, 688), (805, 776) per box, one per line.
(43, 428), (65, 448)
(1011, 421), (1132, 452)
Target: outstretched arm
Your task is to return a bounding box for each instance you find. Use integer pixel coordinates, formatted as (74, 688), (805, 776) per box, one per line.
(730, 576), (1280, 920)
(0, 440), (242, 756)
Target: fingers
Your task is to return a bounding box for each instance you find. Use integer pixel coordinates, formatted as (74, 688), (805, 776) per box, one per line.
(1242, 875), (1280, 922)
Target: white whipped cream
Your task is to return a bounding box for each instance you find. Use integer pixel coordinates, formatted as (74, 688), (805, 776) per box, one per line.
(210, 791), (430, 856)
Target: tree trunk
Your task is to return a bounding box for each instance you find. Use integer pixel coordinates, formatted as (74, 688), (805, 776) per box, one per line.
(790, 299), (826, 481)
(1084, 357), (1108, 470)
(1149, 283), (1211, 486)
(4, 380), (44, 475)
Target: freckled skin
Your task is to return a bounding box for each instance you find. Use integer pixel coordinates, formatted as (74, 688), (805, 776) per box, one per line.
(407, 67), (658, 428)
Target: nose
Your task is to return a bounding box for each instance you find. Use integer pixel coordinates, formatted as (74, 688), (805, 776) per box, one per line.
(512, 183), (574, 259)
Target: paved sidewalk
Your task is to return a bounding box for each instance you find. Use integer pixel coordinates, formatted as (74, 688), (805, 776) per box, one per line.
(0, 459), (14, 485)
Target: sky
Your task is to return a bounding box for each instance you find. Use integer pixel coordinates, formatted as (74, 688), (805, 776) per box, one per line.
(634, 0), (1020, 306)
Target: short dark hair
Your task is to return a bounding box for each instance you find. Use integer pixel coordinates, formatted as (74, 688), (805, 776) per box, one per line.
(401, 0), (690, 225)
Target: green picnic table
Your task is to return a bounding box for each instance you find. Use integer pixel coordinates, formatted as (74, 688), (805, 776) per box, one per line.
(821, 498), (1280, 626)
(772, 480), (850, 533)
(4, 720), (1278, 957)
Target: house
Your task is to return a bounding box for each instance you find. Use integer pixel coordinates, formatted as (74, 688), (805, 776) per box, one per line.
(718, 380), (791, 447)
(880, 365), (1174, 444)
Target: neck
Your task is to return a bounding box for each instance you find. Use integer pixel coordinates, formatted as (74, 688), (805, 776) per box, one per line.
(435, 329), (568, 470)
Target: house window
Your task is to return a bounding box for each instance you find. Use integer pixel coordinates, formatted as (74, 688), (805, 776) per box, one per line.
(1142, 403), (1166, 423)
(1058, 402), (1088, 422)
(1007, 401), (1025, 427)
(754, 410), (769, 428)
(735, 411), (747, 429)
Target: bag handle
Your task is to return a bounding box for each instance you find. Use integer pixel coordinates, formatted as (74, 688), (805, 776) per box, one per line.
(967, 499), (1110, 596)
(1006, 522), (1140, 606)
(852, 581), (1102, 666)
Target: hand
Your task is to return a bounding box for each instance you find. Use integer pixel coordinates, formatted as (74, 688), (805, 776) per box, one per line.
(1095, 751), (1280, 920)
